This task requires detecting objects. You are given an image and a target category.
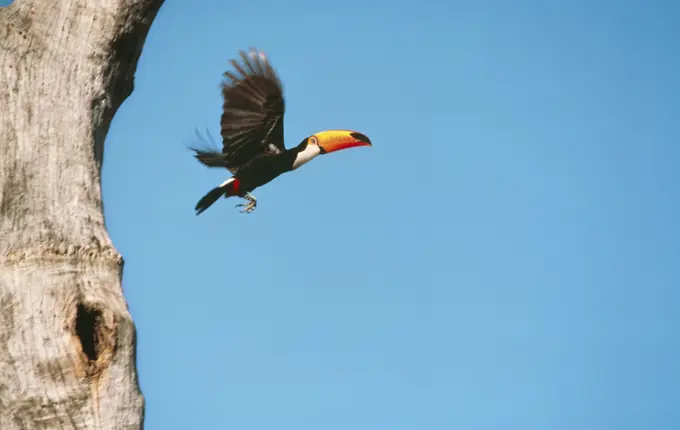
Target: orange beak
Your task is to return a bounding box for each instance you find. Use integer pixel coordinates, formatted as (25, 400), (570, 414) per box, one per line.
(312, 130), (372, 154)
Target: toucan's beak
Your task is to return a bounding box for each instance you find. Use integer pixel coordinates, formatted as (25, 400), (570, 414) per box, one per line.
(313, 130), (372, 154)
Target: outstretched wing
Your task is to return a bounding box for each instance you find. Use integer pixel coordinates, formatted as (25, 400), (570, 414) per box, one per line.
(219, 48), (286, 173)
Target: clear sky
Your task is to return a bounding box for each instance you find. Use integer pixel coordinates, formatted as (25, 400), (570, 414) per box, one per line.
(6, 0), (679, 428)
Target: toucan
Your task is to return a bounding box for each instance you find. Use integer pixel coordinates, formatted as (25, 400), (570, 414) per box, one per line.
(190, 48), (372, 215)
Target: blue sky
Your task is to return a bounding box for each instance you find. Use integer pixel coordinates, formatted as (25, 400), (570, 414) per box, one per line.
(5, 0), (679, 428)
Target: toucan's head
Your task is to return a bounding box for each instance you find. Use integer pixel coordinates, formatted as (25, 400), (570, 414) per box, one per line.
(292, 130), (372, 170)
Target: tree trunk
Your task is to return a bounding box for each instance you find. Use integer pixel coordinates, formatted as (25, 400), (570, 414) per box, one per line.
(0, 0), (164, 428)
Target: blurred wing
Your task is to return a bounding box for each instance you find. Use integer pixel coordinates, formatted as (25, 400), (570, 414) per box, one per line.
(220, 48), (286, 173)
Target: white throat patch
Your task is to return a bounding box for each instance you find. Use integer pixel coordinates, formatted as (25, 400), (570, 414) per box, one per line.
(292, 144), (321, 170)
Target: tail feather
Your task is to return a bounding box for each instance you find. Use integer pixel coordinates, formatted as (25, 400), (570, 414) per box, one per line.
(195, 178), (239, 215)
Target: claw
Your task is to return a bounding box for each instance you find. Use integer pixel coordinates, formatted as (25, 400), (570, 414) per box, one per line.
(240, 205), (255, 213)
(235, 193), (257, 213)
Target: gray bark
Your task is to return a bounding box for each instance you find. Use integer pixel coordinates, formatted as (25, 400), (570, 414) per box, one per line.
(0, 0), (165, 428)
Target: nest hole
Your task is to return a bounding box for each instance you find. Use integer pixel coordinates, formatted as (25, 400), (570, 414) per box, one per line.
(75, 303), (102, 362)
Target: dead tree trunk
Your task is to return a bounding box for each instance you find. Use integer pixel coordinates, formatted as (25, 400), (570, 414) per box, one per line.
(0, 0), (164, 428)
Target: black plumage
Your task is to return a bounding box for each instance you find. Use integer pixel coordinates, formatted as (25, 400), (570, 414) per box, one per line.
(192, 49), (286, 175)
(190, 48), (372, 215)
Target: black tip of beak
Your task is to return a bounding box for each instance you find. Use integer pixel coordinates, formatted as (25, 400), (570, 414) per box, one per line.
(350, 132), (372, 145)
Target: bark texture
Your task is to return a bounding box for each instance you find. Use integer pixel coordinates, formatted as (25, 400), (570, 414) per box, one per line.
(0, 0), (164, 428)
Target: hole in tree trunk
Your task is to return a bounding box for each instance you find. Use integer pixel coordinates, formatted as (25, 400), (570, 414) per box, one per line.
(75, 304), (101, 362)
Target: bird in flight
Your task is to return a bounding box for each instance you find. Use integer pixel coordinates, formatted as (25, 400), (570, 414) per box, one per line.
(190, 48), (372, 215)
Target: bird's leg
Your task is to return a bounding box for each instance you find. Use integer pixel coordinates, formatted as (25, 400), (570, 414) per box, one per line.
(235, 192), (257, 213)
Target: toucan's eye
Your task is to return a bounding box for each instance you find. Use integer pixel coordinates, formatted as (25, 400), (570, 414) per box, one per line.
(309, 136), (318, 145)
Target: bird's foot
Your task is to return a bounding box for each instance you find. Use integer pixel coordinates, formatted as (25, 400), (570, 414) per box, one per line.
(235, 194), (257, 213)
(236, 201), (256, 213)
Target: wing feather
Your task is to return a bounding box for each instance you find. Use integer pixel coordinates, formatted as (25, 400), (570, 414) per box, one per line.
(218, 48), (286, 174)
